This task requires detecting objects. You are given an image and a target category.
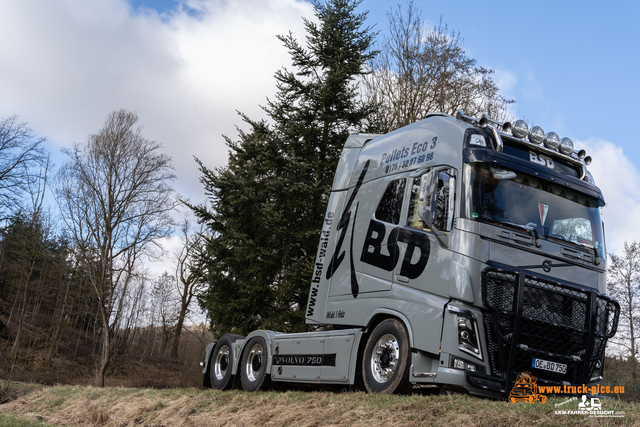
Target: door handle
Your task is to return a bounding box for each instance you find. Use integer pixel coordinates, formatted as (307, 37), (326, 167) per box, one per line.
(395, 275), (409, 283)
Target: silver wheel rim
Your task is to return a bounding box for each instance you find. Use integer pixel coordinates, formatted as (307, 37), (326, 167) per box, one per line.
(214, 344), (230, 381)
(370, 333), (399, 383)
(245, 343), (264, 382)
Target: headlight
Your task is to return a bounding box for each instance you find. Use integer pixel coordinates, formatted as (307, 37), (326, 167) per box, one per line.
(528, 126), (545, 144)
(448, 306), (483, 360)
(469, 134), (486, 147)
(457, 316), (480, 357)
(512, 120), (528, 138)
(560, 137), (574, 155)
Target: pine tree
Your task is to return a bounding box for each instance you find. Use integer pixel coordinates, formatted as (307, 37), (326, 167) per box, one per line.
(191, 0), (378, 336)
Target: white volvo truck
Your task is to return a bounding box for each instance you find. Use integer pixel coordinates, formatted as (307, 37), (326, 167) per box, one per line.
(201, 111), (620, 397)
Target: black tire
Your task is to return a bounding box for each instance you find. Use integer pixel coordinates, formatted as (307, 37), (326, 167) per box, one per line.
(240, 336), (271, 392)
(362, 318), (411, 394)
(210, 334), (243, 390)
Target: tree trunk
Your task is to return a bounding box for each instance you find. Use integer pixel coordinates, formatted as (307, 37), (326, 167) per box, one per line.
(12, 274), (31, 358)
(170, 299), (188, 359)
(11, 319), (22, 359)
(633, 362), (638, 403)
(98, 326), (110, 388)
(150, 327), (158, 357)
(97, 304), (111, 388)
(46, 272), (73, 366)
(74, 331), (81, 359)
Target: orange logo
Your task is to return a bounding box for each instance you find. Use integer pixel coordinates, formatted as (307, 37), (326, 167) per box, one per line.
(509, 372), (548, 404)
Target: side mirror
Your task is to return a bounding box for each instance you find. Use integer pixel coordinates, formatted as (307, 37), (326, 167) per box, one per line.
(418, 172), (436, 225)
(418, 171), (449, 248)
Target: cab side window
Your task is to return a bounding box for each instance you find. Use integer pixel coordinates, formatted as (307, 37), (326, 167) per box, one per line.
(375, 178), (406, 225)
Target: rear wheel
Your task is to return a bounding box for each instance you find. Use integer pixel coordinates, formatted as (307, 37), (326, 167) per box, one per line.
(210, 334), (242, 390)
(362, 319), (411, 394)
(240, 336), (271, 392)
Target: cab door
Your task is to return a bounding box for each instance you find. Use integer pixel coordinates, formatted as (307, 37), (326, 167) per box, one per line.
(390, 168), (456, 355)
(356, 175), (407, 295)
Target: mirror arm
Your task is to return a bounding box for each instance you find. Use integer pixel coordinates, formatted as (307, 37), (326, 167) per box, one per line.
(424, 218), (449, 248)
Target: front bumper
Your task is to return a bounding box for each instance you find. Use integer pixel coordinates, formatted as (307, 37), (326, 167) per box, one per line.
(467, 265), (619, 394)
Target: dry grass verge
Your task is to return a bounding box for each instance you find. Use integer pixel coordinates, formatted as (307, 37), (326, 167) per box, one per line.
(0, 384), (638, 427)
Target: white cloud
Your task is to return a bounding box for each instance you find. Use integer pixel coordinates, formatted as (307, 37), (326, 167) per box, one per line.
(493, 69), (518, 118)
(0, 0), (314, 203)
(579, 138), (640, 256)
(494, 69), (517, 93)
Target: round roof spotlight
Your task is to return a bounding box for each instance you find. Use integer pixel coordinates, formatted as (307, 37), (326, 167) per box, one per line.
(559, 137), (574, 155)
(529, 126), (545, 145)
(544, 132), (560, 150)
(512, 120), (528, 138)
(578, 149), (587, 160)
(584, 156), (592, 165)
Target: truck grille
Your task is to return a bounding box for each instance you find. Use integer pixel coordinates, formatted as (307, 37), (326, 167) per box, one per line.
(481, 267), (619, 387)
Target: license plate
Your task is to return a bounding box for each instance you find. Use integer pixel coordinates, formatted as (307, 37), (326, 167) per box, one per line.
(532, 358), (567, 374)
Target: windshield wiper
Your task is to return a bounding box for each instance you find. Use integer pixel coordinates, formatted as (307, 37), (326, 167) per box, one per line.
(501, 222), (542, 248)
(472, 218), (542, 248)
(543, 233), (603, 266)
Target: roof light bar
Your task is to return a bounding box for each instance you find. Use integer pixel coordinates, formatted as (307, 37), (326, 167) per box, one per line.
(501, 117), (585, 162)
(455, 111), (592, 180)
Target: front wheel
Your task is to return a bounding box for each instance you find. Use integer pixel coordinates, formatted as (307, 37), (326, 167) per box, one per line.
(362, 319), (411, 394)
(240, 336), (272, 392)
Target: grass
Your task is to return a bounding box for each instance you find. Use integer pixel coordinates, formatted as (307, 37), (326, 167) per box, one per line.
(0, 412), (59, 426)
(0, 383), (638, 427)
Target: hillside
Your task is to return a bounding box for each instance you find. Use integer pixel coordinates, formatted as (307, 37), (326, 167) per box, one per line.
(0, 384), (638, 427)
(0, 297), (638, 427)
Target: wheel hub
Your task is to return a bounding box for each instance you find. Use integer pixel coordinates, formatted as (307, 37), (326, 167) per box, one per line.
(245, 343), (264, 382)
(214, 345), (230, 380)
(370, 334), (399, 383)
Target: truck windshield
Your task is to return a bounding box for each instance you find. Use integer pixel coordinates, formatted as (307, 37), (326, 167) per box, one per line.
(463, 162), (605, 258)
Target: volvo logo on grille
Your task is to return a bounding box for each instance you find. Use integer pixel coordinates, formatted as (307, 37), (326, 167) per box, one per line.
(542, 260), (552, 272)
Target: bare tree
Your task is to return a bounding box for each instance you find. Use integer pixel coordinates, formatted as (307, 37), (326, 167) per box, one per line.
(170, 218), (205, 359)
(608, 241), (640, 402)
(0, 115), (47, 221)
(56, 109), (177, 387)
(113, 273), (147, 351)
(150, 272), (179, 356)
(364, 1), (514, 132)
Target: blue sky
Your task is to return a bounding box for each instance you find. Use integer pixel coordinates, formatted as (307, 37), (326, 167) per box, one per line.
(1, 0), (639, 260)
